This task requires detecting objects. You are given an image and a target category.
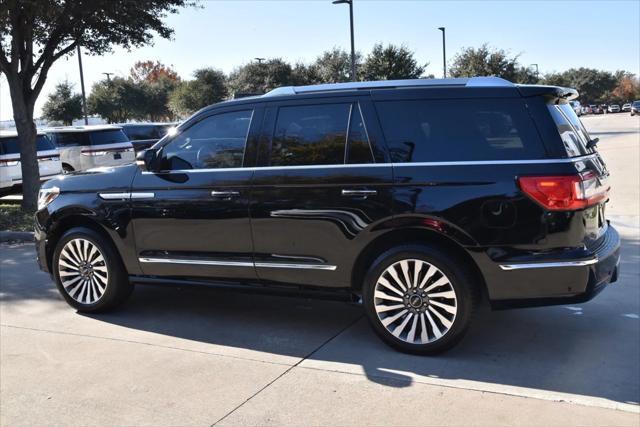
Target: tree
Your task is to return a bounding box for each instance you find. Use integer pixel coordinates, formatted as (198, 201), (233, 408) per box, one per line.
(140, 75), (180, 121)
(449, 44), (536, 83)
(612, 74), (640, 103)
(41, 81), (83, 125)
(88, 77), (147, 123)
(130, 60), (179, 83)
(168, 68), (228, 117)
(0, 0), (191, 212)
(227, 58), (295, 95)
(310, 48), (362, 83)
(361, 43), (425, 81)
(542, 68), (618, 104)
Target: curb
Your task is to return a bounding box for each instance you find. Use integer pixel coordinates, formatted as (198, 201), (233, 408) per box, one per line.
(0, 231), (34, 243)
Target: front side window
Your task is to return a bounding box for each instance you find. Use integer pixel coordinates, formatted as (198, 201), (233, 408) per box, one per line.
(375, 99), (545, 162)
(157, 110), (253, 170)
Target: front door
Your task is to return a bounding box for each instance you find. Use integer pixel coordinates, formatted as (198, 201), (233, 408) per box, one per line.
(249, 99), (393, 289)
(130, 107), (261, 281)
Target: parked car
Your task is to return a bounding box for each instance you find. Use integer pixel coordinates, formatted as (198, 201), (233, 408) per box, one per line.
(118, 122), (177, 153)
(45, 125), (135, 173)
(631, 101), (640, 116)
(607, 104), (621, 113)
(589, 104), (603, 114)
(600, 104), (609, 114)
(0, 131), (62, 194)
(621, 103), (631, 112)
(35, 77), (620, 355)
(569, 100), (582, 116)
(581, 105), (592, 115)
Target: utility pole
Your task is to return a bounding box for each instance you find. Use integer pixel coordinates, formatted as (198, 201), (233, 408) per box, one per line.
(102, 72), (114, 82)
(77, 45), (88, 125)
(438, 27), (446, 78)
(333, 0), (356, 82)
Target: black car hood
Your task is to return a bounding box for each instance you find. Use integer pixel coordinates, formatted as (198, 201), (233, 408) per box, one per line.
(42, 163), (138, 193)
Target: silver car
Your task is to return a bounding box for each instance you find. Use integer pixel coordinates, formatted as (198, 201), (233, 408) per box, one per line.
(45, 125), (134, 173)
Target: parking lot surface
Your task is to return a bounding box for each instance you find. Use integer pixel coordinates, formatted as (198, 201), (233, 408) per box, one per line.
(1, 114), (639, 426)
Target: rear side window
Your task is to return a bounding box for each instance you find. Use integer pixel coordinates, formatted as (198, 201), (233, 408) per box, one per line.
(89, 130), (129, 146)
(0, 135), (55, 154)
(547, 104), (593, 157)
(270, 103), (374, 166)
(375, 99), (545, 162)
(123, 125), (168, 140)
(51, 132), (89, 147)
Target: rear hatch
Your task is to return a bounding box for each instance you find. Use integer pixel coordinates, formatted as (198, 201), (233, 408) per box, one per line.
(544, 101), (610, 247)
(83, 129), (134, 160)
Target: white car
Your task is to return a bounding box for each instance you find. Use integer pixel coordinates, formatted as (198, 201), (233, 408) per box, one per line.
(569, 100), (582, 116)
(45, 125), (135, 172)
(621, 103), (632, 112)
(607, 104), (621, 113)
(0, 131), (62, 193)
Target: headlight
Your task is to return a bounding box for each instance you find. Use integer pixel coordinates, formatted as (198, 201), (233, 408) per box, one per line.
(38, 186), (60, 210)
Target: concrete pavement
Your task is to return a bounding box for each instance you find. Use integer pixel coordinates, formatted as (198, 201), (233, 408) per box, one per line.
(1, 114), (638, 426)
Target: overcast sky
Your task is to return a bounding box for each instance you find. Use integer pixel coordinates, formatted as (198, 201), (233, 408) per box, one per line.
(1, 0), (639, 121)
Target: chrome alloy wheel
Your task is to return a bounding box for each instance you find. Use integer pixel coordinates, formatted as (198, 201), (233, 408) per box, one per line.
(57, 238), (109, 304)
(374, 259), (457, 344)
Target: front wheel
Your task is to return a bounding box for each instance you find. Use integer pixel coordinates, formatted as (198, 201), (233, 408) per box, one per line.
(53, 227), (132, 312)
(362, 245), (478, 355)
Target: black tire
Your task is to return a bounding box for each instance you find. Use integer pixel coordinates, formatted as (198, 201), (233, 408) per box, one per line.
(52, 227), (132, 312)
(362, 245), (478, 355)
(62, 164), (74, 174)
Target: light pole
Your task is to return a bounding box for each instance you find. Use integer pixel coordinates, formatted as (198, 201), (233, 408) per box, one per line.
(254, 57), (265, 64)
(332, 0), (356, 82)
(530, 63), (539, 81)
(438, 27), (446, 78)
(76, 44), (88, 125)
(102, 72), (114, 82)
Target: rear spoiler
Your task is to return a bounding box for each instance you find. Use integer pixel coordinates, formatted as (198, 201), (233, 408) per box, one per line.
(516, 84), (579, 102)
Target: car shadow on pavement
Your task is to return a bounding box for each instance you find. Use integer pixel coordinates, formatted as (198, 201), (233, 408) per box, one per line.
(1, 237), (638, 407)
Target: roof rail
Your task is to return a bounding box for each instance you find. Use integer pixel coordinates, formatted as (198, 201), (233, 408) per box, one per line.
(263, 77), (513, 97)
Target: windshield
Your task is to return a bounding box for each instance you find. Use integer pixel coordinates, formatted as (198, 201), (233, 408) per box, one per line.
(547, 103), (594, 157)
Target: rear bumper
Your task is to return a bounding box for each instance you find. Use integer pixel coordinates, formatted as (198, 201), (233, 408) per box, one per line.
(481, 225), (621, 309)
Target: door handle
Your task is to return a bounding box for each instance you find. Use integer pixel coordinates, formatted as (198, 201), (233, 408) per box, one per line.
(341, 189), (377, 197)
(211, 190), (240, 198)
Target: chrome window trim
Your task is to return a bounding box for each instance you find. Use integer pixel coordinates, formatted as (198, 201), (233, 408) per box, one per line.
(140, 153), (597, 174)
(499, 258), (598, 271)
(138, 257), (337, 271)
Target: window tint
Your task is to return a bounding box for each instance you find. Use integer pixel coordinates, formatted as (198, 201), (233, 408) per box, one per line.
(89, 129), (129, 146)
(123, 125), (169, 140)
(547, 105), (589, 157)
(158, 110), (252, 170)
(0, 135), (56, 154)
(50, 132), (89, 147)
(375, 99), (545, 162)
(346, 104), (374, 164)
(271, 104), (350, 166)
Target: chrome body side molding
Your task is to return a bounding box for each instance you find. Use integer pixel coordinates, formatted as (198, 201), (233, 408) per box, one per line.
(99, 192), (155, 200)
(499, 258), (598, 271)
(138, 257), (337, 271)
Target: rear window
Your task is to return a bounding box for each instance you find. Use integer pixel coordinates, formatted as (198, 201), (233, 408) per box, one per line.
(547, 103), (594, 157)
(88, 129), (129, 146)
(375, 99), (545, 162)
(0, 135), (56, 154)
(50, 132), (89, 147)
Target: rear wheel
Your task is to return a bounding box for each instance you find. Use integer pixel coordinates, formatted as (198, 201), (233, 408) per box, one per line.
(362, 245), (477, 355)
(62, 164), (74, 174)
(53, 227), (132, 312)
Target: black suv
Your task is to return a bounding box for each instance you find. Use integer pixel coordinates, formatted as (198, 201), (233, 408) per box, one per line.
(34, 77), (620, 354)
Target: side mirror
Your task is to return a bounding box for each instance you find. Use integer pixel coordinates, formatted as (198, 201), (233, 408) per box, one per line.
(136, 149), (156, 172)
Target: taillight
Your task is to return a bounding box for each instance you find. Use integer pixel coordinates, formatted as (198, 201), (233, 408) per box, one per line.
(518, 171), (609, 211)
(81, 150), (108, 156)
(0, 160), (19, 166)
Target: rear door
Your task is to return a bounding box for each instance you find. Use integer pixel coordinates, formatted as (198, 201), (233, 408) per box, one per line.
(249, 96), (393, 288)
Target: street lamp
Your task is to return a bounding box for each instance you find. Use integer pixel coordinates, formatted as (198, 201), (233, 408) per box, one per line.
(530, 63), (539, 81)
(102, 72), (114, 82)
(332, 0), (356, 82)
(437, 27), (446, 79)
(76, 45), (88, 125)
(254, 57), (266, 64)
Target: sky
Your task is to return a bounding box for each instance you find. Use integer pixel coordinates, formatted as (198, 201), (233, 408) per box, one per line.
(1, 0), (639, 121)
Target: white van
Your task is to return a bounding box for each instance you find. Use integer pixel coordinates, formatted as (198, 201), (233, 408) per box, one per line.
(45, 125), (134, 172)
(0, 131), (62, 193)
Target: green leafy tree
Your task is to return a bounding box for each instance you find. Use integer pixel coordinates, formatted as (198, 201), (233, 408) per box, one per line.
(227, 58), (295, 95)
(361, 43), (426, 81)
(168, 68), (228, 117)
(310, 48), (362, 83)
(88, 77), (147, 123)
(42, 81), (83, 125)
(542, 68), (618, 104)
(449, 44), (535, 83)
(140, 75), (180, 121)
(0, 0), (191, 211)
